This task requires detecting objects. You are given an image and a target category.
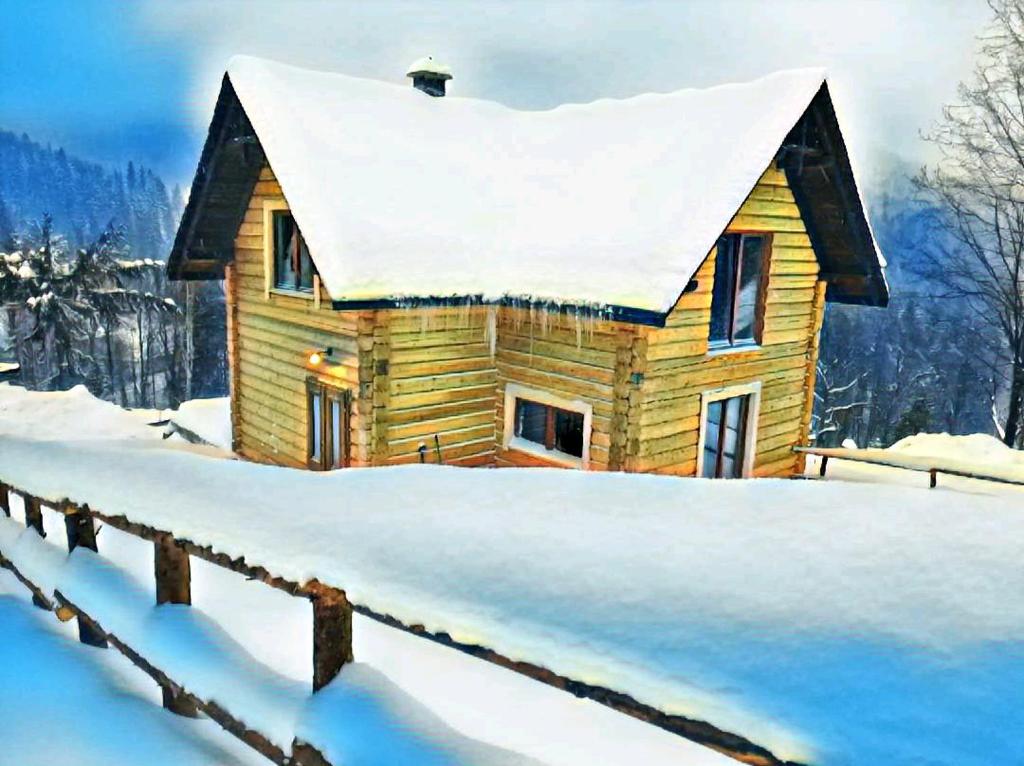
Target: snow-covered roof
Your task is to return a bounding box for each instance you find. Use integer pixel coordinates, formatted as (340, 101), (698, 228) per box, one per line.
(169, 56), (888, 314)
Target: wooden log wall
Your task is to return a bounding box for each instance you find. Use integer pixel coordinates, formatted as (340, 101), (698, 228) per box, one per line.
(493, 310), (645, 470)
(230, 163), (824, 475)
(383, 307), (497, 467)
(637, 166), (824, 477)
(231, 165), (370, 467)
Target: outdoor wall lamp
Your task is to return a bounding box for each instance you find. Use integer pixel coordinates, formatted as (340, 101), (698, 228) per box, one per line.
(308, 347), (333, 365)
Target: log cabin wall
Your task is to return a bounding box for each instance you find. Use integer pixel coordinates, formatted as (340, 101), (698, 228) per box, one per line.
(230, 163), (823, 476)
(380, 307), (497, 467)
(493, 310), (646, 471)
(636, 165), (824, 477)
(230, 165), (370, 467)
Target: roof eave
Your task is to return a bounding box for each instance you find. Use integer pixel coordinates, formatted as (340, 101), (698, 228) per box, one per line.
(329, 295), (668, 327)
(167, 75), (265, 282)
(777, 83), (888, 308)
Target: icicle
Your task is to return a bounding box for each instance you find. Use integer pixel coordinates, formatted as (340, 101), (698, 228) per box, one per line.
(486, 305), (497, 359)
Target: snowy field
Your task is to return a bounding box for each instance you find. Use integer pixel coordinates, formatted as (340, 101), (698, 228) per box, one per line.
(0, 570), (266, 766)
(0, 383), (1022, 766)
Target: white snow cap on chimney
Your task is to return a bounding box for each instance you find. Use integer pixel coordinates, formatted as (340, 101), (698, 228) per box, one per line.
(406, 56), (452, 79)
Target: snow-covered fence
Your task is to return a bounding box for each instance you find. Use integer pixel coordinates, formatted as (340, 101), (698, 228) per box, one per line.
(0, 482), (352, 766)
(798, 446), (1024, 489)
(0, 477), (794, 766)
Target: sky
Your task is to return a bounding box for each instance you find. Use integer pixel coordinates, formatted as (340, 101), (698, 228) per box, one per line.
(0, 0), (993, 190)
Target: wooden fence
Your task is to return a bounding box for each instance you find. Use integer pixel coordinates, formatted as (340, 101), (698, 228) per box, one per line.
(797, 447), (1024, 490)
(0, 479), (796, 766)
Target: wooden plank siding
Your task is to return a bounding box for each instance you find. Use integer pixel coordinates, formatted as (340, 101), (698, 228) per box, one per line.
(384, 307), (497, 467)
(229, 162), (823, 477)
(636, 166), (823, 477)
(231, 165), (367, 467)
(493, 311), (645, 471)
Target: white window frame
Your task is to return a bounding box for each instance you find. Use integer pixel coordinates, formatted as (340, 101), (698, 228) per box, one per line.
(695, 381), (761, 478)
(502, 383), (593, 469)
(262, 199), (320, 306)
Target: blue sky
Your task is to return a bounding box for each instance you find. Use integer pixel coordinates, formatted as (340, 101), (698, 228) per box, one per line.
(1, 0), (992, 189)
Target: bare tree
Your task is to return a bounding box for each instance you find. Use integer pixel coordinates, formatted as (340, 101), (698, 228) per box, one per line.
(914, 0), (1024, 446)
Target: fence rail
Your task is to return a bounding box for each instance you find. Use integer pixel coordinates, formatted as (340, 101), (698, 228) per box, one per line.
(796, 447), (1024, 489)
(0, 479), (796, 766)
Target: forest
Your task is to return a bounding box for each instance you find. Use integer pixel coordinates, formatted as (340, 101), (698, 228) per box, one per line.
(0, 130), (226, 408)
(815, 1), (1024, 449)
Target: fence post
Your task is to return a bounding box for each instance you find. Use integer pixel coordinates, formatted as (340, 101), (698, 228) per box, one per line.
(154, 533), (199, 717)
(64, 506), (108, 648)
(23, 494), (44, 536)
(311, 585), (353, 692)
(22, 495), (48, 609)
(0, 483), (9, 517)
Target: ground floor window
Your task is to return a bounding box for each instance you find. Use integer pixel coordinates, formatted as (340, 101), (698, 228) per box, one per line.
(306, 378), (350, 470)
(698, 383), (760, 479)
(502, 384), (593, 468)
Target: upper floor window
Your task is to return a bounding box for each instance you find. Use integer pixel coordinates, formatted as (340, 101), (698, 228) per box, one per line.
(709, 233), (768, 349)
(273, 211), (315, 293)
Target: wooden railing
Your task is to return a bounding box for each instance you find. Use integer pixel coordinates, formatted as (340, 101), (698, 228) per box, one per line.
(0, 479), (797, 766)
(796, 447), (1024, 489)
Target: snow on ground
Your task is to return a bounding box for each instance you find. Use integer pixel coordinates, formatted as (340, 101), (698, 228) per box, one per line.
(0, 516), (542, 766)
(0, 386), (1022, 765)
(0, 384), (732, 766)
(0, 570), (265, 766)
(0, 382), (163, 441)
(889, 431), (1024, 472)
(167, 396), (232, 450)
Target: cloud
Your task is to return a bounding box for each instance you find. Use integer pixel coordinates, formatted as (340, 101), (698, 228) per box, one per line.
(137, 0), (989, 181)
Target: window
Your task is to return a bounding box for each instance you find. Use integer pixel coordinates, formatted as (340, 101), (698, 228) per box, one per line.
(709, 233), (768, 348)
(698, 385), (760, 479)
(273, 211), (315, 293)
(502, 384), (593, 468)
(306, 378), (350, 470)
(515, 399), (585, 457)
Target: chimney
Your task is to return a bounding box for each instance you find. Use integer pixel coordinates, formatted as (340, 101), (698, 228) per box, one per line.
(406, 56), (452, 97)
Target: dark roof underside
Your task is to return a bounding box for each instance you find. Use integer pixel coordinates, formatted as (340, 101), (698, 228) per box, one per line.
(168, 78), (887, 313)
(166, 76), (265, 281)
(776, 85), (888, 307)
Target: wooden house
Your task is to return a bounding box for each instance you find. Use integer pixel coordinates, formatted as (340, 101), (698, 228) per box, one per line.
(167, 56), (886, 478)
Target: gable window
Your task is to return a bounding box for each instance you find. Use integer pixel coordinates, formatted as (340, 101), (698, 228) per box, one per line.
(306, 378), (350, 470)
(273, 211), (316, 293)
(697, 383), (760, 479)
(709, 233), (768, 349)
(502, 384), (592, 468)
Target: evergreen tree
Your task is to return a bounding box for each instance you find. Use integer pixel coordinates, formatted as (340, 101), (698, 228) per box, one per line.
(894, 398), (933, 443)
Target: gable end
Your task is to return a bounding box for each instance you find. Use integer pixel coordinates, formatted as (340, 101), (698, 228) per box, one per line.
(167, 76), (265, 281)
(777, 85), (888, 307)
